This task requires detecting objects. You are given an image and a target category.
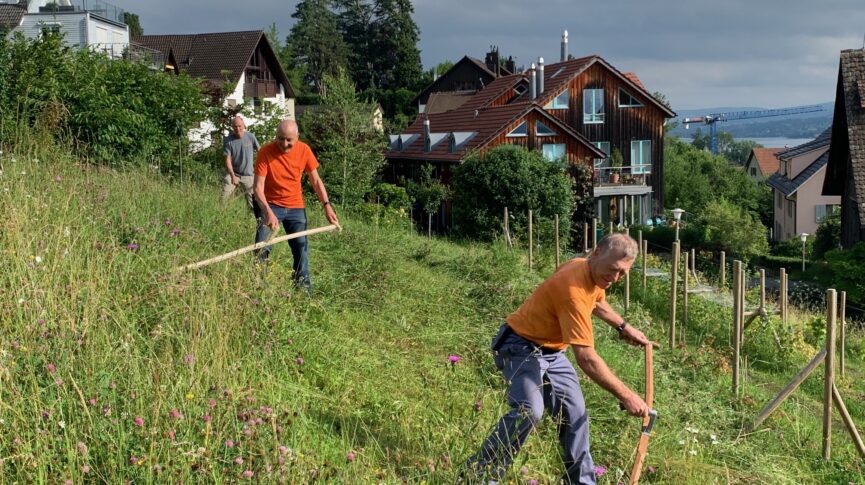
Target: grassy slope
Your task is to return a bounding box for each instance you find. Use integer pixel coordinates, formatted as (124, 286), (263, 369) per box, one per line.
(0, 152), (863, 484)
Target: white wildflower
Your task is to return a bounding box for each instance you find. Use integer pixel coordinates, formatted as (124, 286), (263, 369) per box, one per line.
(34, 256), (42, 264)
(689, 449), (697, 456)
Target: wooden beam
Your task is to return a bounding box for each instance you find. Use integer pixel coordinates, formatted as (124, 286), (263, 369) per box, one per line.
(832, 383), (865, 459)
(750, 349), (826, 431)
(823, 289), (837, 460)
(669, 242), (680, 349)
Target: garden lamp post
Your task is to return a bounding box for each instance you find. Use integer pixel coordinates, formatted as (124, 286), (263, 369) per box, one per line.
(672, 208), (685, 241)
(799, 232), (808, 272)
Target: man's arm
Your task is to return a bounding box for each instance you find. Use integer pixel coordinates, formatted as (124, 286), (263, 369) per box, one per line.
(307, 168), (339, 226)
(224, 140), (238, 185)
(254, 174), (278, 230)
(571, 344), (647, 417)
(593, 299), (650, 346)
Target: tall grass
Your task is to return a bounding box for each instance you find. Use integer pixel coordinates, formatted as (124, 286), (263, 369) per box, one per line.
(0, 147), (863, 483)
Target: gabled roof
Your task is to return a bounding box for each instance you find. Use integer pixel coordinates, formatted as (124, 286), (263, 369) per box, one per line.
(134, 30), (294, 97)
(824, 49), (865, 227)
(410, 55), (499, 107)
(532, 56), (677, 118)
(385, 102), (604, 162)
(424, 91), (474, 114)
(767, 150), (829, 197)
(748, 147), (784, 175)
(0, 3), (25, 31)
(777, 125), (832, 160)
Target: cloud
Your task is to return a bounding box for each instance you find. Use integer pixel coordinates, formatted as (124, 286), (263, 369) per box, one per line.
(112, 0), (865, 108)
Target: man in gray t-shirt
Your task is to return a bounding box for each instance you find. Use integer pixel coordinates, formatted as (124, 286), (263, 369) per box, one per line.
(222, 115), (261, 217)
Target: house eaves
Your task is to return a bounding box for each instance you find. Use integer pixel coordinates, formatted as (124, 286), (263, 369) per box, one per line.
(766, 150), (829, 197)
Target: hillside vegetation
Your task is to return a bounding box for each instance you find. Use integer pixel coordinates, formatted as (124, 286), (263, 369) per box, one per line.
(1, 147), (864, 484)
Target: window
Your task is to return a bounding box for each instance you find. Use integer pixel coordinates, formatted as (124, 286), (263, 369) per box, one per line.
(583, 89), (604, 123)
(542, 144), (566, 161)
(535, 121), (557, 136)
(816, 204), (839, 223)
(593, 141), (610, 168)
(514, 84), (527, 96)
(618, 88), (643, 107)
(776, 191), (781, 209)
(544, 90), (569, 109)
(39, 22), (62, 37)
(630, 140), (651, 174)
(506, 121), (527, 137)
(787, 199), (794, 218)
(750, 167), (757, 177)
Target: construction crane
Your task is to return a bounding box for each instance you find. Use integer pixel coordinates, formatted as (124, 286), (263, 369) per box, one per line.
(681, 104), (824, 154)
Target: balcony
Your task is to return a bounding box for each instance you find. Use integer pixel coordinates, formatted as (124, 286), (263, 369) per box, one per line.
(39, 0), (126, 24)
(244, 80), (279, 99)
(593, 164), (653, 197)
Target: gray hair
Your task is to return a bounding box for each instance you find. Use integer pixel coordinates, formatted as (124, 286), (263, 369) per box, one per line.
(595, 233), (638, 260)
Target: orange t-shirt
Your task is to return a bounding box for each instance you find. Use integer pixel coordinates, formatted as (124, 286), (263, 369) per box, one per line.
(506, 258), (605, 350)
(254, 140), (319, 208)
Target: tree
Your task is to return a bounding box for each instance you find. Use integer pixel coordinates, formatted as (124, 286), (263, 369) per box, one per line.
(699, 199), (769, 261)
(334, 0), (376, 91)
(298, 68), (386, 205)
(264, 23), (308, 97)
(123, 12), (143, 37)
(406, 164), (449, 236)
(813, 210), (841, 259)
(287, 0), (348, 95)
(451, 145), (574, 241)
(691, 128), (763, 164)
(371, 0), (422, 90)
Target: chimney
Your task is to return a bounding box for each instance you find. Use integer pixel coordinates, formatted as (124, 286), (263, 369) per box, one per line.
(561, 30), (568, 62)
(529, 63), (537, 100)
(485, 46), (500, 76)
(537, 57), (545, 95)
(423, 118), (431, 152)
(505, 55), (516, 74)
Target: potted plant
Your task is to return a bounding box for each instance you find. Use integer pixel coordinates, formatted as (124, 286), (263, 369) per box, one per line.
(609, 147), (623, 184)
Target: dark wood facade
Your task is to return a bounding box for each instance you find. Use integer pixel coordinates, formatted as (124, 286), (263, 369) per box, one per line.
(243, 44), (281, 98)
(541, 63), (667, 211)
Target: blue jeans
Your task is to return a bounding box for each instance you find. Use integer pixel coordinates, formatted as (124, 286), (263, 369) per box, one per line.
(467, 324), (596, 484)
(255, 205), (310, 291)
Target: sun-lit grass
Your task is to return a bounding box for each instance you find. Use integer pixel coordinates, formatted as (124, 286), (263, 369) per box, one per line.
(1, 147), (864, 483)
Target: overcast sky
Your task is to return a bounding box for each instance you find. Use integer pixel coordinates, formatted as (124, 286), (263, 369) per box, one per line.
(111, 0), (865, 110)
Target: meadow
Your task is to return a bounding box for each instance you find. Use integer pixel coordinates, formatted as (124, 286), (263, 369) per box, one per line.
(1, 145), (864, 484)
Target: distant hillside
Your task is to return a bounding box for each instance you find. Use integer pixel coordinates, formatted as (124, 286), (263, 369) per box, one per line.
(669, 102), (833, 139)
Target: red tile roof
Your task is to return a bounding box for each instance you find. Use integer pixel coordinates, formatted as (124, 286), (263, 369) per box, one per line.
(623, 72), (646, 91)
(750, 147), (784, 176)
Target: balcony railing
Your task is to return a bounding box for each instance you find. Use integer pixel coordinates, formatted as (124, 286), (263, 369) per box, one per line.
(39, 0), (126, 24)
(244, 80), (279, 98)
(594, 164), (652, 187)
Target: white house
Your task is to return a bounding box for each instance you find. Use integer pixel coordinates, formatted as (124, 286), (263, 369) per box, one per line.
(135, 30), (296, 151)
(0, 0), (129, 59)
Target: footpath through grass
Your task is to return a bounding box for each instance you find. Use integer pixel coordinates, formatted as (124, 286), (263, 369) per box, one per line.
(1, 150), (864, 483)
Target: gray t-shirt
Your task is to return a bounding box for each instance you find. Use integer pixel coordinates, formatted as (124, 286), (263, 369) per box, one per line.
(223, 131), (260, 176)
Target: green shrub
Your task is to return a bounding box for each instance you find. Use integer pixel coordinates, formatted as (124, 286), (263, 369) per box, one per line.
(370, 182), (411, 209)
(451, 145), (573, 243)
(823, 243), (865, 303)
(698, 199), (769, 261)
(813, 211), (841, 259)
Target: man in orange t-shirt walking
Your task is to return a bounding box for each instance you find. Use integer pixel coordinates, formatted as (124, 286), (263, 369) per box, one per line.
(253, 120), (339, 292)
(466, 233), (650, 484)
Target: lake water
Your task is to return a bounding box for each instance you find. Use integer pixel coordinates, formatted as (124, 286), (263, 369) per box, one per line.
(736, 137), (814, 148)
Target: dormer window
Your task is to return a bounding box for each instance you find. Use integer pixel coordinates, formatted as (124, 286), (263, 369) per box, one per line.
(506, 121), (528, 137)
(618, 88), (643, 108)
(450, 131), (477, 152)
(544, 90), (569, 110)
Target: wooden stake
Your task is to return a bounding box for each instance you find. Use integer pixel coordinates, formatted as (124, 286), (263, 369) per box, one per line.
(669, 241), (680, 349)
(609, 220), (614, 235)
(691, 248), (697, 280)
(592, 218), (598, 249)
(637, 230), (643, 258)
(832, 383), (865, 459)
(528, 210), (533, 271)
(760, 269), (766, 311)
(823, 289), (837, 460)
(840, 291), (846, 379)
(683, 251), (689, 335)
(174, 225), (340, 273)
(733, 260), (741, 395)
(583, 222), (589, 253)
(739, 265), (746, 351)
(625, 270), (630, 312)
(555, 214), (560, 268)
(780, 268), (788, 324)
(750, 349), (826, 431)
(642, 240), (648, 288)
(720, 251), (726, 288)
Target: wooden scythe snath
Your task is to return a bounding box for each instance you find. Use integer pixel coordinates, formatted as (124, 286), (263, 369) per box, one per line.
(628, 342), (657, 485)
(173, 224), (341, 273)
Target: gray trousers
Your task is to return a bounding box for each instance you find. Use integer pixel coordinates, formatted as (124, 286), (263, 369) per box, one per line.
(467, 325), (596, 484)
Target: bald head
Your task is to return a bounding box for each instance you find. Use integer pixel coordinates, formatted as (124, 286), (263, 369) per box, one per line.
(275, 119), (299, 152)
(231, 115), (246, 137)
(588, 233), (638, 289)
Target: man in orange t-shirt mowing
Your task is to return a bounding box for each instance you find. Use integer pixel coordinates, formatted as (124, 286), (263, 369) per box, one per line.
(253, 120), (339, 292)
(466, 233), (650, 485)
